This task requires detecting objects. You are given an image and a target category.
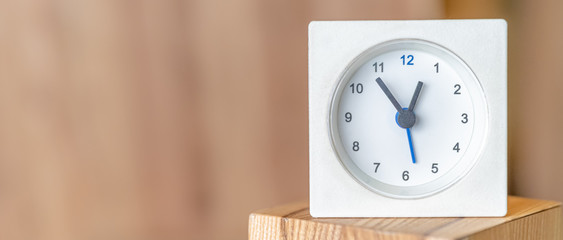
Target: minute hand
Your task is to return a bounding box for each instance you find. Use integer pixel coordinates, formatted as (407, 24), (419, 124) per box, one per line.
(375, 77), (403, 112)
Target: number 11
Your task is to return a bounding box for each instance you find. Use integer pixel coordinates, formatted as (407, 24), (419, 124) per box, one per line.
(373, 62), (384, 72)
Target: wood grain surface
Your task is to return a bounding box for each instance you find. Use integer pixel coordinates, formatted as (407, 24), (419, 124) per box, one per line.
(249, 196), (562, 240)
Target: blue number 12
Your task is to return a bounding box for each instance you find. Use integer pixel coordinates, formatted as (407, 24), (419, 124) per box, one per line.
(401, 55), (414, 65)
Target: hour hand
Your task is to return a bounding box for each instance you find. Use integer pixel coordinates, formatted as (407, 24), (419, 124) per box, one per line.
(375, 77), (403, 112)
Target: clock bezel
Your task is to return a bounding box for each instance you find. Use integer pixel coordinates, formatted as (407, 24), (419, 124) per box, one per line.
(328, 39), (489, 198)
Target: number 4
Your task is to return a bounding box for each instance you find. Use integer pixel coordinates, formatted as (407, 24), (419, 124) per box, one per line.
(453, 142), (460, 153)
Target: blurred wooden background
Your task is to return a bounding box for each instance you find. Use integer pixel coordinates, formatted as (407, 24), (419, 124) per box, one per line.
(0, 0), (560, 239)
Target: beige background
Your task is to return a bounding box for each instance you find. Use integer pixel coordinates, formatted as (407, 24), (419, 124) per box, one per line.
(0, 0), (560, 239)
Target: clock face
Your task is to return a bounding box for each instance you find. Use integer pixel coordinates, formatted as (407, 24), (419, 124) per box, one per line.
(329, 39), (488, 198)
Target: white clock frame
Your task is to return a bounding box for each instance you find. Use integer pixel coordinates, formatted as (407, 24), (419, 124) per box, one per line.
(309, 20), (507, 217)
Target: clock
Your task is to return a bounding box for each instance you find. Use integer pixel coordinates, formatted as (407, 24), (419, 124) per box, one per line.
(309, 20), (507, 217)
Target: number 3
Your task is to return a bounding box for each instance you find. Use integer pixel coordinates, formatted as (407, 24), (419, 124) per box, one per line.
(461, 113), (468, 123)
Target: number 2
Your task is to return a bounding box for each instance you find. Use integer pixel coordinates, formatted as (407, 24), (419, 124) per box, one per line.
(454, 84), (461, 94)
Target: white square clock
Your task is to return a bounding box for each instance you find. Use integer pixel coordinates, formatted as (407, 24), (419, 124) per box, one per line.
(309, 20), (507, 217)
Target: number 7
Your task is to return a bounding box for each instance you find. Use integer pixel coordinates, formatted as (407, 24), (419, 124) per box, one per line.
(373, 162), (380, 173)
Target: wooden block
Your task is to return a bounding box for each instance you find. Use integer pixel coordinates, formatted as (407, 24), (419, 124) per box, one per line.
(248, 196), (561, 240)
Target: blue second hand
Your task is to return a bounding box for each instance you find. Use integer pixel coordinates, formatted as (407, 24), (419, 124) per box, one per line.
(406, 128), (416, 164)
(396, 108), (417, 164)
